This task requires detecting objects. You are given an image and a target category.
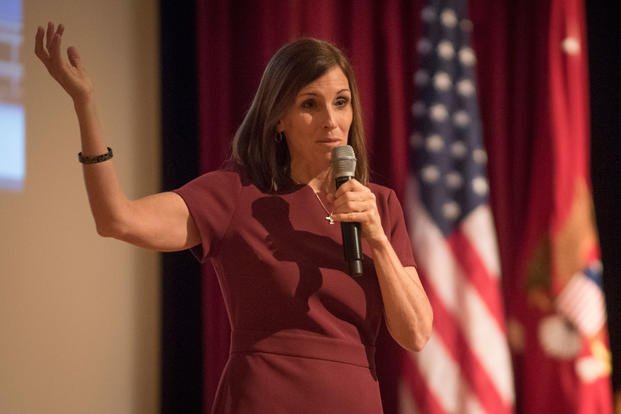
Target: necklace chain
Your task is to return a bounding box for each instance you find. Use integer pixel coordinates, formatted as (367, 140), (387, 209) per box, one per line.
(312, 191), (335, 224)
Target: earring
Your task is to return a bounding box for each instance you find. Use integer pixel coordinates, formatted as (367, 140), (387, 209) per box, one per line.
(274, 131), (286, 143)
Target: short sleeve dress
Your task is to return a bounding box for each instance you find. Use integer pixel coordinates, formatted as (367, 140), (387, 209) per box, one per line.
(174, 163), (416, 414)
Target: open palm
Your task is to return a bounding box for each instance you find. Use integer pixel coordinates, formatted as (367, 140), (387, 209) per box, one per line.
(34, 22), (94, 104)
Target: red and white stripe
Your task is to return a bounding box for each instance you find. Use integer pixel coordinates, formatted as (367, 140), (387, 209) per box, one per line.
(400, 176), (515, 413)
(555, 269), (606, 337)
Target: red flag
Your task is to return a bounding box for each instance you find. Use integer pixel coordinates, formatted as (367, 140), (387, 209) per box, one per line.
(506, 0), (613, 413)
(400, 1), (515, 412)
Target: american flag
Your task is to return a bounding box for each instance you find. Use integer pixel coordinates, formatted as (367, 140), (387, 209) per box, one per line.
(400, 1), (515, 413)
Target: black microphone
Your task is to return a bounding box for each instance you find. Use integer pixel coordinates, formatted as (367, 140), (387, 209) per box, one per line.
(332, 145), (363, 277)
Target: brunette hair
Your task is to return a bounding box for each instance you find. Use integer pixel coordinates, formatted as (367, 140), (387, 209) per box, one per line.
(231, 38), (368, 192)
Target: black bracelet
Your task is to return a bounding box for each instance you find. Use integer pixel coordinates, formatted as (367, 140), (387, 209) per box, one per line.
(78, 147), (113, 164)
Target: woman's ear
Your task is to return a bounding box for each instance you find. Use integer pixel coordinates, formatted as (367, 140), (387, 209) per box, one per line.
(276, 120), (284, 133)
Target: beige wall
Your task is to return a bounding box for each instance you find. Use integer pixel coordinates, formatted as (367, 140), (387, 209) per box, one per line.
(0, 1), (160, 413)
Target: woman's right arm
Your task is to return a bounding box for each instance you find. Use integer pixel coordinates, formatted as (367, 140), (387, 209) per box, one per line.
(35, 23), (200, 252)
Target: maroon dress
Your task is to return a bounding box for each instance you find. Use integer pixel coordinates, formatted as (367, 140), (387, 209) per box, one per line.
(174, 164), (415, 414)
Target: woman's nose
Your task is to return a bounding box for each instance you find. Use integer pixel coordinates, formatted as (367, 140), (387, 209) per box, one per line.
(323, 107), (337, 130)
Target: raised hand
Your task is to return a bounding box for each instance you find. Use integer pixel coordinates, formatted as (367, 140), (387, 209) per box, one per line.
(35, 22), (94, 104)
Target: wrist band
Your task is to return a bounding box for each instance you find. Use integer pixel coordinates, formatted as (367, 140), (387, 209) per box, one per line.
(78, 147), (113, 164)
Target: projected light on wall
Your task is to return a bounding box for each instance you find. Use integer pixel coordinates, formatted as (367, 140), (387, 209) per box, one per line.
(0, 0), (23, 191)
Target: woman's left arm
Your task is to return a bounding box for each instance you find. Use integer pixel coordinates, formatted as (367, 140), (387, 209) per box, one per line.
(331, 179), (433, 352)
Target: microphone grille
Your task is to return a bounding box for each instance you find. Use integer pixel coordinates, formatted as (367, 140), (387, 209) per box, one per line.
(331, 145), (357, 177)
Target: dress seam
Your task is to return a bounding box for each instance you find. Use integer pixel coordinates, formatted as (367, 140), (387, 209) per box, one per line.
(210, 172), (244, 258)
(230, 349), (372, 369)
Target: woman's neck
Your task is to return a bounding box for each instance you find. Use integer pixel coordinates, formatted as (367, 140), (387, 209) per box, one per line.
(290, 161), (332, 193)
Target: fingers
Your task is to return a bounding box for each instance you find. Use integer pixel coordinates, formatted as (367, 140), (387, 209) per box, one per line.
(49, 27), (64, 64)
(67, 47), (81, 68)
(34, 26), (48, 61)
(34, 22), (93, 101)
(329, 179), (386, 241)
(331, 188), (377, 226)
(331, 180), (374, 209)
(333, 198), (375, 216)
(35, 22), (65, 64)
(46, 22), (54, 50)
(333, 178), (367, 196)
(332, 211), (371, 223)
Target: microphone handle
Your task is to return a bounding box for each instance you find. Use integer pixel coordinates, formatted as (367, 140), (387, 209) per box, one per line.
(335, 176), (363, 276)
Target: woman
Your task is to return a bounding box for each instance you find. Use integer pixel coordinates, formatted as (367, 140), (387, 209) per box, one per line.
(35, 22), (432, 413)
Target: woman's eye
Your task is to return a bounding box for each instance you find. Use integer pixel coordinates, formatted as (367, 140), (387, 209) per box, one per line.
(301, 99), (316, 109)
(335, 97), (350, 107)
